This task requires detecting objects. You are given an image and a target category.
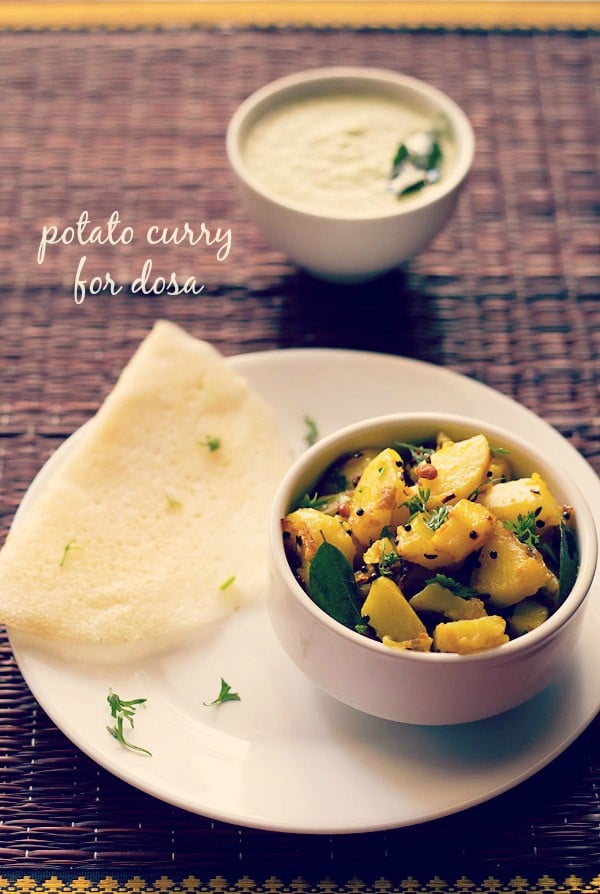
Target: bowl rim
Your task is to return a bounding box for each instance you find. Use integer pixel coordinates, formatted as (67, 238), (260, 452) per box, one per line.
(270, 411), (598, 665)
(226, 65), (476, 222)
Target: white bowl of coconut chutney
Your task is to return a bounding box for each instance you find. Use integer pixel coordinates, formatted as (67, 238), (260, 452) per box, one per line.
(226, 66), (475, 282)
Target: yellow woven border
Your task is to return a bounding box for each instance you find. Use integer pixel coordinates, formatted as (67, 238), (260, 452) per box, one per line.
(1, 876), (600, 893)
(0, 0), (599, 31)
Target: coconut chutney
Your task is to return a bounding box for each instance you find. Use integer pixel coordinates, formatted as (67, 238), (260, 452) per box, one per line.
(242, 91), (454, 217)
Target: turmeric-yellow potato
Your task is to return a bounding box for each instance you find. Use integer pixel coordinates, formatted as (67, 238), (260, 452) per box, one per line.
(395, 499), (494, 570)
(477, 472), (563, 530)
(430, 499), (495, 564)
(470, 519), (558, 607)
(382, 632), (433, 652)
(412, 434), (493, 508)
(394, 513), (452, 570)
(361, 576), (428, 643)
(486, 452), (513, 484)
(409, 582), (488, 621)
(435, 430), (454, 449)
(433, 616), (509, 654)
(363, 537), (397, 567)
(282, 507), (355, 585)
(509, 598), (550, 636)
(336, 448), (379, 489)
(348, 448), (409, 547)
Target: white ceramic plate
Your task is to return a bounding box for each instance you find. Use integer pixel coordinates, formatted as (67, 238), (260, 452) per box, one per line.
(8, 348), (600, 834)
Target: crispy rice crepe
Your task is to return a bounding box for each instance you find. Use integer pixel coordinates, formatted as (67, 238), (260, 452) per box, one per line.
(0, 321), (291, 644)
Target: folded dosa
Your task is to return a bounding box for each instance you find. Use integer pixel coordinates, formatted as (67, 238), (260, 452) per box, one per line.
(0, 321), (291, 643)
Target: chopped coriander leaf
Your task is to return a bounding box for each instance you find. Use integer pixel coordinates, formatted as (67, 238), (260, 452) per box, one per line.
(426, 573), (478, 600)
(378, 554), (398, 577)
(403, 485), (431, 519)
(394, 441), (434, 463)
(204, 678), (241, 706)
(59, 540), (82, 567)
(504, 512), (540, 550)
(296, 492), (330, 510)
(219, 575), (236, 591)
(165, 493), (182, 509)
(425, 505), (449, 532)
(304, 415), (319, 447)
(200, 435), (221, 452)
(491, 446), (511, 457)
(106, 689), (151, 756)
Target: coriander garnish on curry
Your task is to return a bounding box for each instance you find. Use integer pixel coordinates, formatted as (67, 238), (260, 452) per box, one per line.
(282, 431), (579, 655)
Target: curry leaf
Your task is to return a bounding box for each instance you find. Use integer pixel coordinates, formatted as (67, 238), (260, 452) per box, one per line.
(558, 523), (579, 603)
(308, 542), (364, 631)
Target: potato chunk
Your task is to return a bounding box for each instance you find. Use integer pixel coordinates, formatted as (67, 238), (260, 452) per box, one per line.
(477, 472), (563, 530)
(362, 537), (398, 568)
(382, 632), (433, 652)
(409, 582), (488, 621)
(430, 499), (495, 563)
(487, 452), (513, 483)
(470, 519), (558, 607)
(395, 499), (494, 570)
(348, 448), (409, 547)
(394, 513), (450, 569)
(509, 598), (550, 636)
(413, 434), (493, 508)
(433, 616), (509, 654)
(336, 448), (380, 489)
(282, 508), (355, 585)
(361, 576), (428, 643)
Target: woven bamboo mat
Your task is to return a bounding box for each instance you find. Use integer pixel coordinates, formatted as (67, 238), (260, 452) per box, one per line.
(0, 25), (599, 888)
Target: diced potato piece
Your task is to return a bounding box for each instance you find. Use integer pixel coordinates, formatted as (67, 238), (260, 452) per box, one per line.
(487, 452), (513, 483)
(409, 582), (488, 621)
(348, 448), (409, 547)
(430, 499), (495, 564)
(509, 598), (550, 636)
(477, 472), (563, 529)
(433, 616), (509, 654)
(363, 537), (397, 566)
(470, 519), (558, 607)
(282, 508), (355, 585)
(361, 576), (428, 642)
(414, 434), (493, 508)
(382, 632), (433, 652)
(435, 430), (454, 448)
(394, 499), (494, 570)
(336, 448), (380, 489)
(395, 513), (452, 569)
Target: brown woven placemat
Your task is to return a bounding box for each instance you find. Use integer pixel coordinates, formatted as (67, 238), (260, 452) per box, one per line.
(0, 26), (599, 883)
